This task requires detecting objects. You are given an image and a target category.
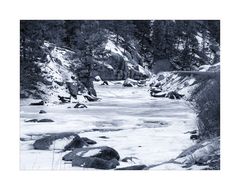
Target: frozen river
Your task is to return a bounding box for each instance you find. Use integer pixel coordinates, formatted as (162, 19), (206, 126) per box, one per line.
(20, 82), (197, 170)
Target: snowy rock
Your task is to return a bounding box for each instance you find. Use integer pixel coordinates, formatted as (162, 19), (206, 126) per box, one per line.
(190, 134), (199, 140)
(121, 156), (139, 163)
(72, 157), (119, 169)
(38, 119), (54, 122)
(123, 78), (138, 87)
(25, 119), (39, 123)
(25, 118), (54, 123)
(63, 135), (88, 151)
(150, 87), (162, 94)
(39, 110), (47, 114)
(83, 94), (99, 102)
(33, 133), (78, 150)
(81, 137), (97, 145)
(101, 81), (109, 85)
(184, 130), (198, 135)
(94, 76), (102, 81)
(176, 137), (220, 169)
(98, 136), (109, 139)
(73, 102), (87, 108)
(58, 95), (71, 103)
(29, 100), (44, 106)
(151, 91), (184, 99)
(62, 146), (120, 161)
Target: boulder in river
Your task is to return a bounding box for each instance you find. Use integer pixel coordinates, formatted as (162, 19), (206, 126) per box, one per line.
(63, 135), (88, 151)
(190, 134), (199, 140)
(150, 91), (184, 99)
(81, 137), (97, 145)
(101, 81), (109, 85)
(123, 78), (138, 87)
(38, 119), (54, 122)
(83, 94), (99, 102)
(98, 136), (109, 139)
(33, 133), (80, 150)
(58, 95), (71, 103)
(39, 110), (47, 114)
(73, 102), (87, 108)
(72, 156), (119, 169)
(25, 119), (38, 123)
(94, 76), (102, 82)
(30, 100), (44, 106)
(63, 146), (120, 161)
(25, 118), (54, 123)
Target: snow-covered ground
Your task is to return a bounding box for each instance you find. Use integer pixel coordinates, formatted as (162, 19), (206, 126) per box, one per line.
(20, 82), (197, 170)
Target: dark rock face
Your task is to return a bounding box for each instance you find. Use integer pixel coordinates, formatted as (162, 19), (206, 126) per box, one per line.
(63, 136), (88, 151)
(63, 146), (120, 161)
(72, 157), (119, 169)
(66, 82), (78, 99)
(74, 103), (87, 108)
(30, 100), (44, 106)
(95, 53), (148, 81)
(76, 56), (97, 97)
(115, 164), (147, 170)
(33, 133), (78, 150)
(39, 110), (47, 114)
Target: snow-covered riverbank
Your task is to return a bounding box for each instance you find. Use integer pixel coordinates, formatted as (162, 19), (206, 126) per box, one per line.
(20, 82), (197, 170)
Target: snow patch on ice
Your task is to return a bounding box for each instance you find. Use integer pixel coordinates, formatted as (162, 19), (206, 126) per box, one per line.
(49, 136), (75, 150)
(77, 149), (102, 157)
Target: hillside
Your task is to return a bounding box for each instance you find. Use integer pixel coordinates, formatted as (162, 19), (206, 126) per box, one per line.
(20, 36), (150, 102)
(148, 63), (220, 169)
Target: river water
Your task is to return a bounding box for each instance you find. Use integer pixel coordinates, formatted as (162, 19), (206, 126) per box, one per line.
(20, 82), (197, 170)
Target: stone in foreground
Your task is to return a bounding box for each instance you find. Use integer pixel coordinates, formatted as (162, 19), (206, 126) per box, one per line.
(63, 146), (120, 161)
(33, 132), (90, 150)
(72, 157), (119, 169)
(39, 110), (47, 114)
